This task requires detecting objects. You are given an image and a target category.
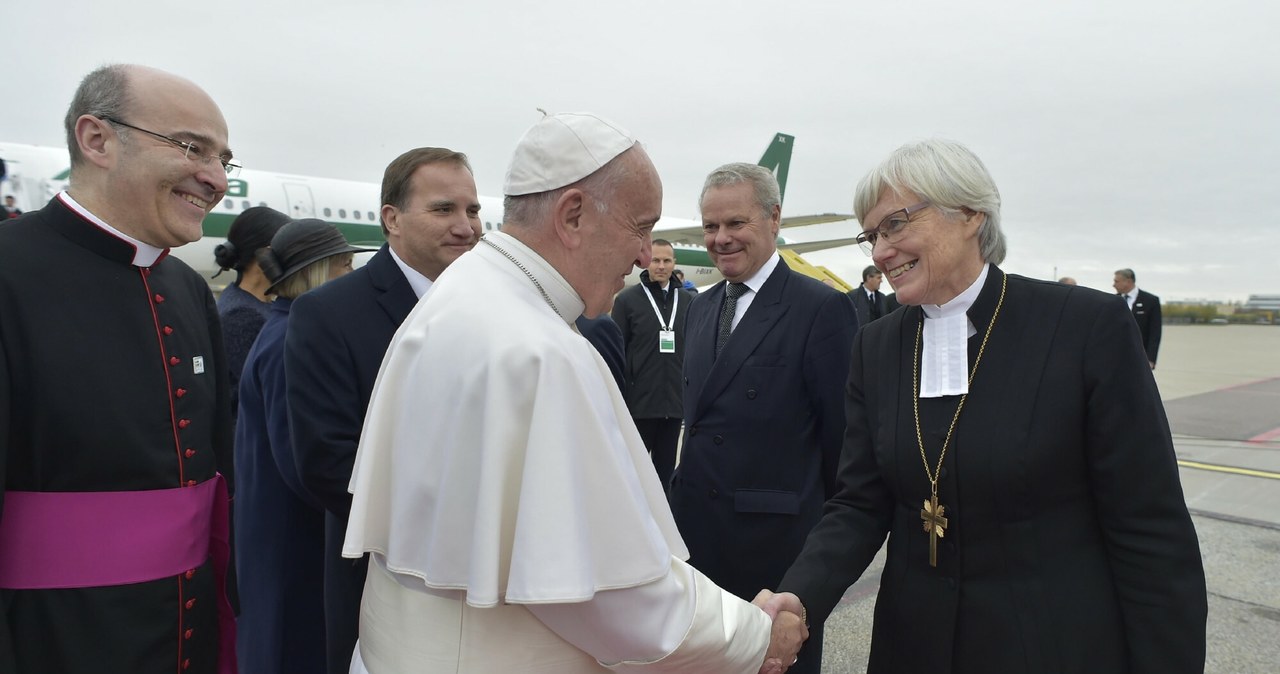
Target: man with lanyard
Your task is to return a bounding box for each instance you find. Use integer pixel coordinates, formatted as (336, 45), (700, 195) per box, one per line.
(0, 65), (236, 673)
(612, 237), (693, 491)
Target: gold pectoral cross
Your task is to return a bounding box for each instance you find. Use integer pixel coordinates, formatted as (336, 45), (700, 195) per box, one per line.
(920, 485), (948, 567)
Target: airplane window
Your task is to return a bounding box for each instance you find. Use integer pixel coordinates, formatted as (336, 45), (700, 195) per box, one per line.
(323, 207), (332, 217)
(368, 211), (375, 221)
(242, 200), (251, 210)
(339, 209), (347, 218)
(258, 202), (267, 207)
(223, 198), (234, 210)
(353, 210), (362, 220)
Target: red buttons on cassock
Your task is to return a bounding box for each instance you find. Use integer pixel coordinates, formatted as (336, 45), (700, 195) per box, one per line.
(164, 326), (174, 335)
(186, 480), (197, 487)
(185, 448), (196, 458)
(185, 568), (196, 580)
(184, 629), (193, 640)
(154, 294), (165, 303)
(169, 356), (181, 366)
(176, 388), (187, 398)
(178, 419), (191, 428)
(185, 598), (196, 610)
(182, 658), (190, 670)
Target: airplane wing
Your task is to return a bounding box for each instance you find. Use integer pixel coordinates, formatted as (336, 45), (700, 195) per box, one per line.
(781, 213), (855, 228)
(779, 236), (861, 255)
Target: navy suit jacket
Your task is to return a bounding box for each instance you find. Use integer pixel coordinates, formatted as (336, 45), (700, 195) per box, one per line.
(285, 244), (417, 674)
(672, 258), (857, 597)
(1131, 288), (1163, 365)
(849, 284), (887, 329)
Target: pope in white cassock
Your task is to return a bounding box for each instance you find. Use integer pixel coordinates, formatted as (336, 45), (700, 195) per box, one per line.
(342, 112), (808, 673)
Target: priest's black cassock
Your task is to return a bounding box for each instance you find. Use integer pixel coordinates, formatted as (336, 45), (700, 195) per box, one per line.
(780, 266), (1206, 674)
(0, 196), (234, 673)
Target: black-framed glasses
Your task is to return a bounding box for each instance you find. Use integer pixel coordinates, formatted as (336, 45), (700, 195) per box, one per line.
(854, 201), (931, 256)
(102, 116), (241, 177)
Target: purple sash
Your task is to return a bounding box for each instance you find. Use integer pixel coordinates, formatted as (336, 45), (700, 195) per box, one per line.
(0, 475), (237, 674)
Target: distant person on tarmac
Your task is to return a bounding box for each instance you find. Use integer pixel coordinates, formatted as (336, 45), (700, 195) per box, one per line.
(1114, 267), (1162, 369)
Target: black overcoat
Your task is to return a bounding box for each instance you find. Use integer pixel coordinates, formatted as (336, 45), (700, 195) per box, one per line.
(780, 267), (1206, 674)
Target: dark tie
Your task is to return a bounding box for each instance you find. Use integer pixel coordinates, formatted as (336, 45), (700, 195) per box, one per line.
(869, 292), (881, 320)
(717, 282), (748, 355)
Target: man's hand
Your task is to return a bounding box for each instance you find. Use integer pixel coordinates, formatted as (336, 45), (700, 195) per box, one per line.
(751, 590), (809, 674)
(757, 610), (808, 674)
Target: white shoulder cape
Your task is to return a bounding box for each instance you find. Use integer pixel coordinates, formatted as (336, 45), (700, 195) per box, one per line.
(343, 240), (688, 607)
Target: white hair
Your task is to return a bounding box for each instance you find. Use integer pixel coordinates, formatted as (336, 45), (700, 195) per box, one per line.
(853, 139), (1007, 264)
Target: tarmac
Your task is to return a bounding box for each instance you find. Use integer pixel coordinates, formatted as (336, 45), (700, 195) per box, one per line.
(817, 324), (1280, 673)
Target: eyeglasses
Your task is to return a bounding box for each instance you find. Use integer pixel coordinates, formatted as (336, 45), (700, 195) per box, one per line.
(854, 201), (931, 256)
(102, 117), (242, 177)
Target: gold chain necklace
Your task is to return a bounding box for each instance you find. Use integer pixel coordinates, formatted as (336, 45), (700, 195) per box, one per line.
(913, 271), (1006, 567)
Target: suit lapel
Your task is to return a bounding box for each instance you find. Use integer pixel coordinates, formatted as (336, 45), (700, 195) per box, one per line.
(366, 245), (418, 325)
(693, 262), (792, 419)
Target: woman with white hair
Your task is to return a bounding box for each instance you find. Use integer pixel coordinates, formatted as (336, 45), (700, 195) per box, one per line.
(773, 139), (1207, 673)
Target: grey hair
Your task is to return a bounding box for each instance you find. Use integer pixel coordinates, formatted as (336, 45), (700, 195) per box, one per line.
(502, 144), (637, 227)
(1115, 268), (1135, 282)
(64, 64), (134, 168)
(853, 139), (1006, 265)
(698, 162), (780, 219)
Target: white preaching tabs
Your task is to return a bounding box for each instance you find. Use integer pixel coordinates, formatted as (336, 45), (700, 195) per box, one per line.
(920, 264), (989, 398)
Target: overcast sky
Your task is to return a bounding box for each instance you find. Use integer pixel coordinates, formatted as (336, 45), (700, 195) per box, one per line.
(4, 0), (1277, 301)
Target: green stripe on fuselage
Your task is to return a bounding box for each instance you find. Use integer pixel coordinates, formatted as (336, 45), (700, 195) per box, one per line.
(201, 211), (388, 246)
(203, 211), (713, 266)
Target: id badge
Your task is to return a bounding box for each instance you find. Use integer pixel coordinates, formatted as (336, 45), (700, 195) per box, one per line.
(658, 330), (676, 353)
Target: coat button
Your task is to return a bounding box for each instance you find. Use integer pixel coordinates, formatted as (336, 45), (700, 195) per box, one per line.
(713, 435), (724, 445)
(141, 268), (150, 277)
(154, 294), (165, 303)
(169, 356), (181, 366)
(185, 569), (196, 580)
(185, 448), (196, 458)
(709, 488), (719, 499)
(178, 419), (191, 428)
(175, 388), (187, 398)
(164, 326), (174, 335)
(182, 658), (190, 670)
(185, 598), (196, 610)
(746, 389), (757, 399)
(689, 427), (698, 436)
(184, 629), (193, 640)
(186, 479), (197, 487)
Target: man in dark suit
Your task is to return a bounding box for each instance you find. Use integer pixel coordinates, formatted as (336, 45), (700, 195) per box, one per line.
(1114, 267), (1162, 368)
(285, 147), (481, 674)
(849, 264), (888, 329)
(670, 162), (858, 674)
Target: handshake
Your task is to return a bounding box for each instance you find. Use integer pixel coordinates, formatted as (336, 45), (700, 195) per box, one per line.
(751, 590), (809, 674)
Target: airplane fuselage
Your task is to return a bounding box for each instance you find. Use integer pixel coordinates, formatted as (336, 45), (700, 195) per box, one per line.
(1, 142), (724, 290)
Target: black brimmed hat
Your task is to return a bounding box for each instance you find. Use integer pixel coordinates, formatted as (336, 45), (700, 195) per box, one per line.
(259, 218), (373, 292)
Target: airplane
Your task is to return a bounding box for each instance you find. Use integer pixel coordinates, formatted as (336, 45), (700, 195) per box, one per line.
(0, 134), (858, 290)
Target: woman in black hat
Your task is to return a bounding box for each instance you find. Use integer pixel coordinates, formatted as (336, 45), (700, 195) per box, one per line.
(214, 206), (290, 416)
(233, 219), (372, 674)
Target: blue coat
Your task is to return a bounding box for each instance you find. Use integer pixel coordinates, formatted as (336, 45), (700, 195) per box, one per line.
(235, 298), (326, 674)
(285, 245), (418, 674)
(671, 259), (857, 674)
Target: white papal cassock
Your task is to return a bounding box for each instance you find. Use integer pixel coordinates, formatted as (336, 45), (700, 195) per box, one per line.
(343, 232), (771, 673)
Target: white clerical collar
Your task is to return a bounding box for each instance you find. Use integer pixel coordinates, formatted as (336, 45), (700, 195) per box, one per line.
(919, 263), (990, 398)
(482, 231), (585, 325)
(58, 191), (166, 267)
(740, 251), (781, 294)
(387, 245), (434, 300)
